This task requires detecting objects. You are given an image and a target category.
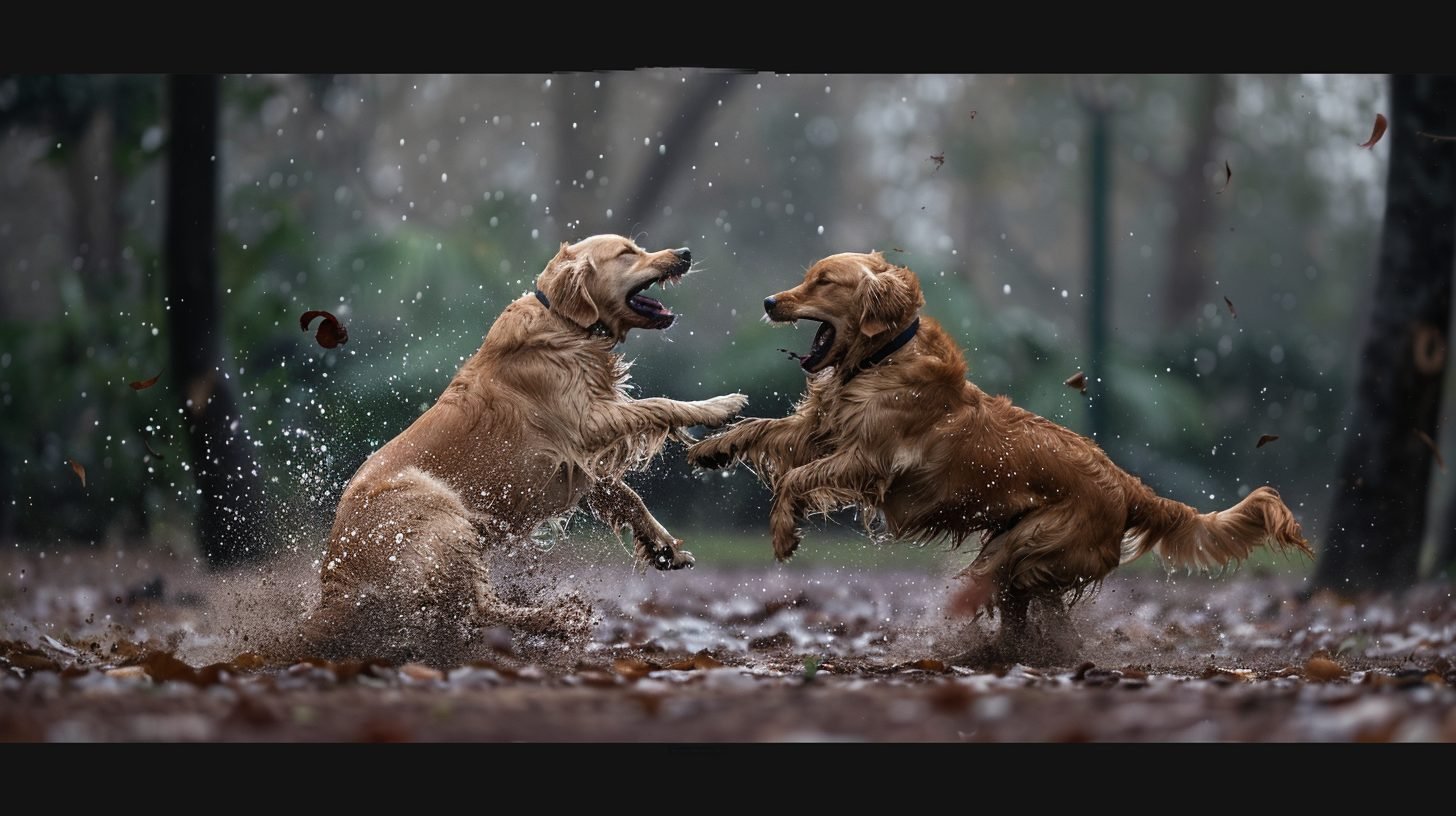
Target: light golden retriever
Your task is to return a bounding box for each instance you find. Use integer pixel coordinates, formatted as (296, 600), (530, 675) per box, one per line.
(304, 235), (747, 663)
(686, 251), (1311, 648)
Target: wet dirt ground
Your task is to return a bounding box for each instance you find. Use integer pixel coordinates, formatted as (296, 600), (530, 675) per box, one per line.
(2, 542), (1454, 742)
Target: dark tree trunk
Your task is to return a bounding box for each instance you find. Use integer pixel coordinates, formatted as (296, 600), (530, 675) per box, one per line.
(1442, 484), (1456, 575)
(617, 80), (726, 232)
(1161, 74), (1225, 329)
(551, 73), (615, 238)
(1315, 74), (1456, 591)
(164, 74), (270, 569)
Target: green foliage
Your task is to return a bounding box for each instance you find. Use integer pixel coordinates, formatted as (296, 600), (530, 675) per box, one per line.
(802, 655), (821, 681)
(0, 73), (1397, 563)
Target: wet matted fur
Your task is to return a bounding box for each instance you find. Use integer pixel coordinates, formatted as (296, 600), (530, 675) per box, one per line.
(687, 251), (1311, 645)
(304, 235), (747, 663)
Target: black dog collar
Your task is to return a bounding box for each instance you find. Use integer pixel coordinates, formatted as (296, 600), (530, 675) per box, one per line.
(844, 317), (920, 382)
(534, 289), (611, 338)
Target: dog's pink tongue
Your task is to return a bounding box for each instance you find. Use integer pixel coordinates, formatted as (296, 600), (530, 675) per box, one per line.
(630, 293), (671, 315)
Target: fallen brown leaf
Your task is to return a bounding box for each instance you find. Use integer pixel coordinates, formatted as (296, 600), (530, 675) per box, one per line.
(228, 652), (267, 672)
(1064, 371), (1087, 394)
(693, 651), (726, 670)
(611, 657), (660, 680)
(1305, 655), (1348, 682)
(399, 663), (444, 682)
(129, 371), (162, 391)
(67, 458), (86, 488)
(300, 309), (349, 349)
(1256, 434), (1280, 449)
(928, 153), (945, 172)
(904, 658), (950, 673)
(1358, 113), (1388, 149)
(1224, 296), (1237, 318)
(1215, 160), (1232, 194)
(141, 651), (201, 684)
(7, 653), (61, 672)
(665, 650), (725, 671)
(1415, 429), (1445, 472)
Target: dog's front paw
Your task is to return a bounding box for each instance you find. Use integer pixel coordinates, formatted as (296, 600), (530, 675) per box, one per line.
(699, 393), (749, 428)
(948, 573), (998, 620)
(636, 536), (695, 571)
(685, 435), (736, 470)
(772, 526), (802, 561)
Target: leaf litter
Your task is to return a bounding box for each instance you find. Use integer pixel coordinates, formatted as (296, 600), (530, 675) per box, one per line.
(2, 545), (1454, 742)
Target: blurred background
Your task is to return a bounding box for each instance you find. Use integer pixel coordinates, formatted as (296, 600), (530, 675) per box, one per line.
(1, 73), (1451, 585)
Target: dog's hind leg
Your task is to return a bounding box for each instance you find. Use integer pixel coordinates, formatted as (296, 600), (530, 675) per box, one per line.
(586, 477), (694, 570)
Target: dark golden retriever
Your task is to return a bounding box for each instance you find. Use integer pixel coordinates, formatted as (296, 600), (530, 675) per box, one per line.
(686, 251), (1310, 646)
(304, 235), (747, 663)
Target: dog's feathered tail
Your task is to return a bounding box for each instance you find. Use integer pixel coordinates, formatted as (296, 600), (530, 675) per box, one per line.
(1120, 485), (1312, 572)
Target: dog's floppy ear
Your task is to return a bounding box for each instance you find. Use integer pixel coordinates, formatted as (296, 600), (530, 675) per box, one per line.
(858, 261), (924, 337)
(536, 241), (600, 328)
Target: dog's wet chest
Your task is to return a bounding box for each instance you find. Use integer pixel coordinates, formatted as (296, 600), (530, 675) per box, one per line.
(808, 382), (906, 448)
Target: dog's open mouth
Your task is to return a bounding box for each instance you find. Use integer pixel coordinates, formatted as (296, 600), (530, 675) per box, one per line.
(627, 270), (684, 329)
(796, 320), (836, 372)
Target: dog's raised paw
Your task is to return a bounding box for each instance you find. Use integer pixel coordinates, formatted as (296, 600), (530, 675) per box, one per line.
(772, 527), (802, 561)
(685, 439), (734, 469)
(700, 393), (749, 427)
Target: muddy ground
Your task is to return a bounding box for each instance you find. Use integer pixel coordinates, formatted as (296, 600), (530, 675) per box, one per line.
(2, 541), (1454, 742)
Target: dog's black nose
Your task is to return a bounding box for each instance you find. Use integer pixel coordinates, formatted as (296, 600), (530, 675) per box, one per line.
(763, 296), (777, 313)
(673, 247), (691, 264)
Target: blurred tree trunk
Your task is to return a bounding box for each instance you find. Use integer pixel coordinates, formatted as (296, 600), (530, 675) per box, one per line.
(552, 74), (614, 237)
(65, 107), (128, 304)
(1086, 102), (1111, 444)
(618, 80), (727, 231)
(1315, 74), (1456, 591)
(1161, 74), (1225, 329)
(164, 74), (270, 569)
(1442, 471), (1456, 575)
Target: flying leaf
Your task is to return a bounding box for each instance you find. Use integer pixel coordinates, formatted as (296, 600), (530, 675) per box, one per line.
(1064, 371), (1087, 394)
(1415, 429), (1446, 472)
(928, 153), (945, 172)
(1224, 296), (1237, 318)
(129, 371), (162, 391)
(1215, 160), (1232, 194)
(1357, 113), (1388, 149)
(141, 436), (166, 460)
(67, 458), (86, 488)
(300, 309), (349, 349)
(1256, 434), (1280, 449)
